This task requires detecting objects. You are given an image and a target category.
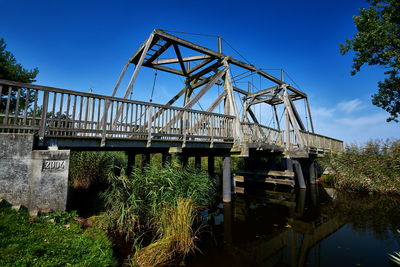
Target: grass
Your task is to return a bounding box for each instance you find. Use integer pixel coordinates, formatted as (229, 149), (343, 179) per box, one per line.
(0, 205), (117, 267)
(319, 139), (400, 194)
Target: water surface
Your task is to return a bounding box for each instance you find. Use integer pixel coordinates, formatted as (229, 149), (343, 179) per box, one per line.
(187, 185), (400, 267)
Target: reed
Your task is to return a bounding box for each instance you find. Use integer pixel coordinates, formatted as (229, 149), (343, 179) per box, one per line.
(127, 198), (198, 267)
(319, 139), (400, 194)
(101, 160), (215, 239)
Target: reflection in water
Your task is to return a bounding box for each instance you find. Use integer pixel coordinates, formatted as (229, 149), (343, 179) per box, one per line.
(187, 185), (400, 267)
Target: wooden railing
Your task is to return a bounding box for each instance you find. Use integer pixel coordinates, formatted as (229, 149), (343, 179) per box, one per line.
(241, 123), (283, 146)
(0, 80), (235, 145)
(0, 79), (343, 152)
(282, 129), (344, 153)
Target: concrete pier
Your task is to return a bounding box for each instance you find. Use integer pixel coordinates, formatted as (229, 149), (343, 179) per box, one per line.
(223, 156), (232, 203)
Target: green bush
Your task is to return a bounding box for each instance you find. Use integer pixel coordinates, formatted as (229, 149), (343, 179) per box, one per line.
(0, 206), (117, 267)
(320, 139), (400, 194)
(69, 151), (127, 189)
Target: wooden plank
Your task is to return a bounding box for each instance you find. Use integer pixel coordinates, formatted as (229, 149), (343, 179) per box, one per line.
(235, 186), (245, 194)
(234, 175), (244, 182)
(265, 178), (295, 186)
(152, 55), (210, 65)
(267, 170), (295, 177)
(187, 58), (214, 74)
(143, 41), (172, 65)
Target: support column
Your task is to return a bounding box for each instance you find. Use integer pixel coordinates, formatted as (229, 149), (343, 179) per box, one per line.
(223, 156), (232, 203)
(126, 152), (136, 175)
(177, 154), (188, 168)
(195, 156), (201, 169)
(309, 159), (316, 184)
(286, 158), (294, 172)
(293, 159), (306, 189)
(208, 156), (215, 176)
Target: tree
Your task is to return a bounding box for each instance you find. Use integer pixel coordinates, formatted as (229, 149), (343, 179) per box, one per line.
(0, 38), (39, 112)
(340, 0), (400, 122)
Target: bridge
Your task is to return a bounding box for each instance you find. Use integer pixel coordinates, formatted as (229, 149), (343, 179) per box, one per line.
(0, 29), (343, 212)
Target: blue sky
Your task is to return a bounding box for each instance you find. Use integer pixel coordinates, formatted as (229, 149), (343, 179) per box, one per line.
(1, 0), (398, 143)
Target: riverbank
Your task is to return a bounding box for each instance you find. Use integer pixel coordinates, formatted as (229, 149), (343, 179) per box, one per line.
(319, 139), (400, 194)
(0, 203), (116, 267)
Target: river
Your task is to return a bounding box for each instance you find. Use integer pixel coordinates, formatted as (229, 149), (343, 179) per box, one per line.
(186, 185), (400, 267)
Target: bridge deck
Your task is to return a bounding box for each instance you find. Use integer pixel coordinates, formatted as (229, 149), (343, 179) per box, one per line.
(0, 79), (343, 153)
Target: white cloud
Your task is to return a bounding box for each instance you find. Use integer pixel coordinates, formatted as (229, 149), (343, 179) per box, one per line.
(337, 113), (387, 127)
(337, 99), (363, 114)
(313, 107), (335, 117)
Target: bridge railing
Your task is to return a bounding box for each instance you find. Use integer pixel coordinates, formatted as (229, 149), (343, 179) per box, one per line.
(241, 123), (283, 146)
(0, 80), (235, 144)
(283, 129), (344, 153)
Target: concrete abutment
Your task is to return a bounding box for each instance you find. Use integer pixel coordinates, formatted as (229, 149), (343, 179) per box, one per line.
(0, 133), (70, 211)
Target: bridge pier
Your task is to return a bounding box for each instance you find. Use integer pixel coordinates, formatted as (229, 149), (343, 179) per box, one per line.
(126, 152), (136, 175)
(195, 156), (201, 169)
(222, 156), (232, 203)
(309, 159), (316, 184)
(293, 159), (306, 189)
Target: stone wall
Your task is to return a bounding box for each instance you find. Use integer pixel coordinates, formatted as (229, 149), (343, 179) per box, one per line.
(0, 133), (70, 211)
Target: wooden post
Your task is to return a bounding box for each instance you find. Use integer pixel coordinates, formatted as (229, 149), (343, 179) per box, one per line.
(223, 156), (231, 203)
(293, 159), (306, 189)
(223, 203), (233, 245)
(177, 154), (188, 168)
(309, 159), (316, 184)
(126, 152), (136, 175)
(195, 156), (201, 169)
(208, 156), (215, 176)
(286, 158), (293, 172)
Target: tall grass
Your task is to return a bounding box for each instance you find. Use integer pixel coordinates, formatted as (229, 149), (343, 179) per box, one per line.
(101, 160), (215, 239)
(320, 139), (400, 194)
(128, 198), (198, 267)
(69, 151), (127, 189)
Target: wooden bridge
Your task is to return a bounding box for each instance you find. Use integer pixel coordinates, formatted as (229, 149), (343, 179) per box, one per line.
(0, 29), (343, 208)
(0, 29), (342, 154)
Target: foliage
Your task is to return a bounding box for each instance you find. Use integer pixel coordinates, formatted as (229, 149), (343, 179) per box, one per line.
(0, 206), (117, 267)
(340, 0), (400, 122)
(0, 38), (38, 112)
(44, 210), (78, 224)
(101, 161), (215, 239)
(320, 139), (400, 194)
(69, 151), (127, 189)
(128, 198), (198, 267)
